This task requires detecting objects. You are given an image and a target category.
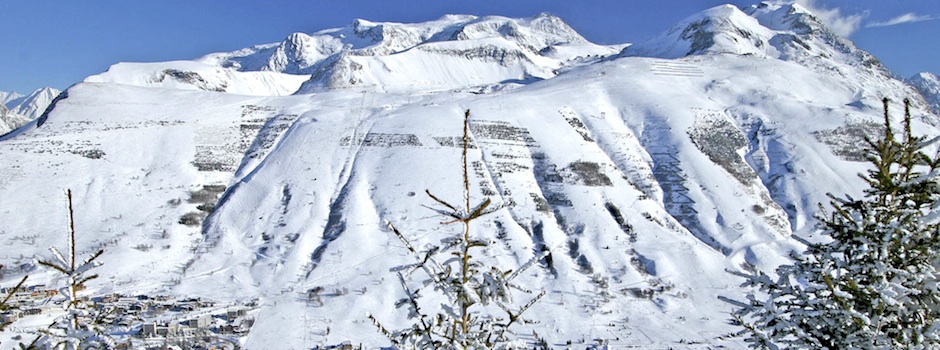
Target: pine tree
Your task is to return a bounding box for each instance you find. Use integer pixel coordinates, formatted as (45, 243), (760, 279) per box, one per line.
(725, 98), (940, 349)
(35, 189), (111, 349)
(369, 110), (547, 349)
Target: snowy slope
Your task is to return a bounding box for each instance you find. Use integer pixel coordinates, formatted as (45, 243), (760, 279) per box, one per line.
(6, 87), (60, 120)
(84, 61), (310, 96)
(198, 14), (623, 93)
(85, 14), (622, 96)
(0, 87), (61, 134)
(622, 3), (881, 67)
(0, 91), (22, 105)
(1, 5), (938, 348)
(0, 104), (29, 135)
(910, 71), (940, 113)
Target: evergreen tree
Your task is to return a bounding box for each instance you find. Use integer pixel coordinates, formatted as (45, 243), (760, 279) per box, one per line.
(726, 98), (940, 349)
(370, 110), (546, 349)
(35, 190), (111, 349)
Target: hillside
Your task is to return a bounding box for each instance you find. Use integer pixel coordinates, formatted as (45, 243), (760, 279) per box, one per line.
(1, 3), (937, 348)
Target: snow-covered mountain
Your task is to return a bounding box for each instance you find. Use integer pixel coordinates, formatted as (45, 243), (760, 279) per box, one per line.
(1, 3), (937, 348)
(909, 71), (940, 113)
(0, 87), (61, 134)
(90, 14), (623, 95)
(622, 3), (882, 67)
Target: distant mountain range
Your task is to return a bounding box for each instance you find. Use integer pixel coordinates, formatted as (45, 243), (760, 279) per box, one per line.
(1, 2), (939, 348)
(0, 87), (60, 134)
(909, 71), (940, 113)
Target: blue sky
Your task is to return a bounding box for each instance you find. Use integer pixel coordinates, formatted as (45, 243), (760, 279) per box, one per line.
(1, 0), (938, 93)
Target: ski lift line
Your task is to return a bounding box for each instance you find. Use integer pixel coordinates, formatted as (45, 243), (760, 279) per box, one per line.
(650, 67), (703, 73)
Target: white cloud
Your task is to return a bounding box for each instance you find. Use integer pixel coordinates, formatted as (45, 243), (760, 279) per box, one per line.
(866, 13), (935, 28)
(793, 0), (866, 37)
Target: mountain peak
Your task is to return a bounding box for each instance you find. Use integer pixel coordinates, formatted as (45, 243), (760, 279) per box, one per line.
(620, 2), (884, 74)
(620, 4), (776, 59)
(912, 71), (939, 82)
(909, 72), (940, 113)
(4, 8), (939, 349)
(0, 86), (61, 134)
(0, 90), (24, 105)
(186, 13), (617, 93)
(201, 13), (594, 74)
(744, 1), (824, 35)
(350, 18), (377, 29)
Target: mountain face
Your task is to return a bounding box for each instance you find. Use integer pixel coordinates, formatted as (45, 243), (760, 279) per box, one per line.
(1, 3), (938, 348)
(910, 72), (940, 113)
(0, 87), (61, 134)
(622, 3), (880, 66)
(90, 14), (622, 95)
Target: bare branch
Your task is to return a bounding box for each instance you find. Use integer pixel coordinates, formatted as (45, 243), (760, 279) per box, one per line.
(1, 275), (28, 311)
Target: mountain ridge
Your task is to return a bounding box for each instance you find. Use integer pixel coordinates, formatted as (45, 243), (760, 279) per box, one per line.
(1, 4), (939, 348)
(621, 2), (885, 71)
(0, 86), (61, 135)
(909, 71), (940, 113)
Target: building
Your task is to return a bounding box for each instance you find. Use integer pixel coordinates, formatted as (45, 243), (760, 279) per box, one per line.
(140, 322), (183, 337)
(188, 315), (212, 329)
(0, 310), (22, 323)
(226, 309), (247, 320)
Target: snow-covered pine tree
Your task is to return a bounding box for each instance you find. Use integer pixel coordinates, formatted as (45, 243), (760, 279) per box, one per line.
(35, 190), (113, 349)
(369, 110), (547, 349)
(725, 98), (940, 349)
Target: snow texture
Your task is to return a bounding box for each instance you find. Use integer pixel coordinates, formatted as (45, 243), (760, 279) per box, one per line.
(1, 4), (938, 348)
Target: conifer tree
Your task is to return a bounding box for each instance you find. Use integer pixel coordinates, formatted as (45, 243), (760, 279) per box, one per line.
(726, 98), (940, 349)
(35, 190), (110, 349)
(369, 110), (546, 349)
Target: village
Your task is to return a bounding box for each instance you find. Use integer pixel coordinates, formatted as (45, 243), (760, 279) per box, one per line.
(1, 283), (257, 349)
